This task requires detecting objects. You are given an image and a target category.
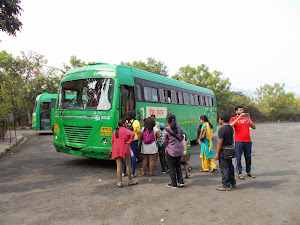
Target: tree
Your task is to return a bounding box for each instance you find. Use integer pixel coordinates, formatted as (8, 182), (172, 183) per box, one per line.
(0, 51), (61, 125)
(121, 57), (169, 77)
(172, 64), (231, 114)
(62, 56), (89, 74)
(255, 83), (299, 121)
(0, 0), (23, 37)
(230, 92), (263, 122)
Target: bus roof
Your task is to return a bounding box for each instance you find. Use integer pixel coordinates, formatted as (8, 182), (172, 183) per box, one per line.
(63, 64), (214, 96)
(35, 93), (57, 103)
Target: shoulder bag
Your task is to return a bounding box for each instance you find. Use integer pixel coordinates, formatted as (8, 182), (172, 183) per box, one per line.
(222, 145), (236, 159)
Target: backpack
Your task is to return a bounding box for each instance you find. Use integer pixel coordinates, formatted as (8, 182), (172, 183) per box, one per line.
(127, 119), (135, 131)
(143, 128), (156, 144)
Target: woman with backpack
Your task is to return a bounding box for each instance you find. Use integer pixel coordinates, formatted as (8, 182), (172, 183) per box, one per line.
(199, 115), (217, 172)
(139, 117), (160, 176)
(162, 114), (185, 188)
(122, 110), (140, 178)
(110, 118), (138, 187)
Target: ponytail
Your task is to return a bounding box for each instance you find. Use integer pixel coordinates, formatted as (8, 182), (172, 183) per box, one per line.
(166, 114), (178, 134)
(115, 127), (120, 138)
(115, 118), (126, 138)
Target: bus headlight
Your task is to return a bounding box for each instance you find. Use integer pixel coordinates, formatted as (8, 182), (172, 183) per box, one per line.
(54, 134), (58, 140)
(102, 138), (108, 145)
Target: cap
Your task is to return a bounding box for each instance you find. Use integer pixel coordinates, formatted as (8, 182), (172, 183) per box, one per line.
(158, 123), (165, 129)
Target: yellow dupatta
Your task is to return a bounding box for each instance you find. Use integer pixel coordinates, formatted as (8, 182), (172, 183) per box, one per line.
(204, 122), (213, 152)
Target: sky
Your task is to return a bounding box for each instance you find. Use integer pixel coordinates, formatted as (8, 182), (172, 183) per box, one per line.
(1, 0), (300, 96)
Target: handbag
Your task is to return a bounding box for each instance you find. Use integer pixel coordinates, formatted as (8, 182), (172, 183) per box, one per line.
(222, 145), (236, 159)
(180, 139), (189, 163)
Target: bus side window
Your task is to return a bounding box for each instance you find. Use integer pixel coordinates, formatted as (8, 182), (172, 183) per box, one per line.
(204, 96), (208, 106)
(194, 95), (199, 105)
(144, 87), (158, 102)
(178, 92), (183, 104)
(171, 90), (177, 104)
(151, 88), (158, 102)
(183, 92), (190, 105)
(136, 85), (142, 101)
(199, 95), (203, 106)
(209, 97), (213, 106)
(159, 89), (165, 103)
(190, 94), (195, 105)
(202, 96), (205, 106)
(211, 97), (214, 106)
(144, 87), (152, 101)
(165, 90), (171, 103)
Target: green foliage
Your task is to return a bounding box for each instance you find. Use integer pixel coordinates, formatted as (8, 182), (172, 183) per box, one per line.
(1, 51), (299, 125)
(62, 56), (92, 74)
(255, 83), (299, 121)
(121, 57), (169, 77)
(0, 51), (61, 125)
(230, 92), (264, 122)
(172, 64), (231, 115)
(0, 0), (23, 37)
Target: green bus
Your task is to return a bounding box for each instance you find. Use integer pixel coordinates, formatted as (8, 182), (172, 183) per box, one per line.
(32, 93), (57, 131)
(53, 64), (217, 160)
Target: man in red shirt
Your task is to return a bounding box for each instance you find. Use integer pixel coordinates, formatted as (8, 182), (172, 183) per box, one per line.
(230, 105), (256, 180)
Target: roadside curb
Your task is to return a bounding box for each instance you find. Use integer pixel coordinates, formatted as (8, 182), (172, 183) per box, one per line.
(0, 135), (24, 157)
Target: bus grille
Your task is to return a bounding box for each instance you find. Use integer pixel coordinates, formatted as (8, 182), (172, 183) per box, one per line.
(63, 125), (92, 145)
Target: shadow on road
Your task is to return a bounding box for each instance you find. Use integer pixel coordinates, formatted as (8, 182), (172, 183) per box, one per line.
(255, 170), (298, 177)
(237, 179), (287, 189)
(63, 157), (116, 169)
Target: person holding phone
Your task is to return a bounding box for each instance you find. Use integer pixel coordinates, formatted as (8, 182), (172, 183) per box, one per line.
(230, 105), (256, 180)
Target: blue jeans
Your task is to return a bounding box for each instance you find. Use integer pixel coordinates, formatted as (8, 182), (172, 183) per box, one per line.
(122, 140), (138, 175)
(235, 142), (252, 174)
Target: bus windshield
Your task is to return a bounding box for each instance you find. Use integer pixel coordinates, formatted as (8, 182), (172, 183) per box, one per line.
(58, 78), (114, 111)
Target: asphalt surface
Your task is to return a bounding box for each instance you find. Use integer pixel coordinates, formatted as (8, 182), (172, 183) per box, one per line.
(0, 123), (300, 225)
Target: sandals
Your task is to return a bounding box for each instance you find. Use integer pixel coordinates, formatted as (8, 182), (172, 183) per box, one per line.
(185, 173), (190, 178)
(131, 174), (137, 178)
(211, 168), (217, 173)
(117, 182), (123, 187)
(122, 173), (126, 177)
(238, 174), (245, 180)
(247, 173), (256, 178)
(200, 170), (209, 172)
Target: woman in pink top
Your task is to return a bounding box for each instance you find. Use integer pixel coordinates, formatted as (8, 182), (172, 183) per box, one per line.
(110, 118), (138, 187)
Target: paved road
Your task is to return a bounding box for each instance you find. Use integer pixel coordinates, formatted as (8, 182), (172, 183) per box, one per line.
(0, 123), (300, 225)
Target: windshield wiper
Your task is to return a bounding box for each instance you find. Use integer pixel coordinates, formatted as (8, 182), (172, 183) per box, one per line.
(60, 96), (76, 116)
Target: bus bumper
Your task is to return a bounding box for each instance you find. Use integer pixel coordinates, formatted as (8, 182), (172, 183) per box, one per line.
(53, 140), (112, 160)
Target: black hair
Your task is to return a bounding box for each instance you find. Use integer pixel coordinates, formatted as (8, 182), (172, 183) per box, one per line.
(144, 117), (155, 132)
(115, 118), (126, 138)
(166, 114), (178, 134)
(200, 115), (213, 129)
(235, 105), (243, 111)
(125, 110), (136, 121)
(219, 113), (230, 123)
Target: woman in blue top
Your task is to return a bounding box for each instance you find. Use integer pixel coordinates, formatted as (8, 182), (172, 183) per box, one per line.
(199, 115), (217, 172)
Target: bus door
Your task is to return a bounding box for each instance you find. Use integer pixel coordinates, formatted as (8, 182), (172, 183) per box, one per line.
(50, 98), (57, 130)
(40, 102), (51, 130)
(120, 85), (135, 118)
